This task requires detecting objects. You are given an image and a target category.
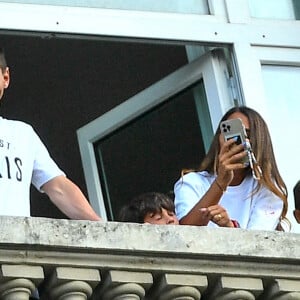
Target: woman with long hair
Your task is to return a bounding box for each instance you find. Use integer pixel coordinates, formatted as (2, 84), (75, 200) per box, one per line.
(174, 106), (288, 230)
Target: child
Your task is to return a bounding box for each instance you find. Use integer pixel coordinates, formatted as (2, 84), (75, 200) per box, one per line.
(118, 192), (179, 225)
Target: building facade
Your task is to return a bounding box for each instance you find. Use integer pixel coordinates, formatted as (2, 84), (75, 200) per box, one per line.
(1, 1), (300, 299)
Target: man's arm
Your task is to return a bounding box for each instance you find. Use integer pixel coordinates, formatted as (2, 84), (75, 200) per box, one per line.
(41, 175), (102, 221)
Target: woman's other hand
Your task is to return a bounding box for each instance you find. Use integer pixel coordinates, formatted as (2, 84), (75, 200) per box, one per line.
(199, 204), (234, 227)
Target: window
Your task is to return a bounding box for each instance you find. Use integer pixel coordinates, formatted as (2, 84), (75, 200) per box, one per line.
(261, 65), (300, 233)
(95, 82), (207, 220)
(0, 0), (209, 14)
(77, 48), (237, 220)
(248, 0), (299, 20)
(247, 46), (300, 233)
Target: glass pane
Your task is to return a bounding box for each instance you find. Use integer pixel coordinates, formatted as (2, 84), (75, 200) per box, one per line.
(261, 65), (300, 233)
(248, 0), (297, 20)
(95, 82), (207, 220)
(293, 0), (300, 19)
(0, 0), (209, 14)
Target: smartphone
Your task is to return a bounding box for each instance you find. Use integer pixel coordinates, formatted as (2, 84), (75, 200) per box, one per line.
(220, 118), (249, 165)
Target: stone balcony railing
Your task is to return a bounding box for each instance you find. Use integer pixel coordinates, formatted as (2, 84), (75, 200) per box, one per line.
(0, 216), (299, 300)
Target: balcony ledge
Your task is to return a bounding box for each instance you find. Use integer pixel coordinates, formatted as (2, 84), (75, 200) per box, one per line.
(1, 216), (299, 258)
(0, 216), (299, 300)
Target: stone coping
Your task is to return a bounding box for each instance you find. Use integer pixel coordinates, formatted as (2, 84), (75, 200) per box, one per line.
(0, 216), (299, 261)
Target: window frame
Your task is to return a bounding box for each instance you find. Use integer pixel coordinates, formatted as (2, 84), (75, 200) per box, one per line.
(77, 50), (235, 219)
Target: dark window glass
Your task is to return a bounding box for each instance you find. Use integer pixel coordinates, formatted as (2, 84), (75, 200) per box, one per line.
(293, 0), (300, 19)
(95, 81), (208, 220)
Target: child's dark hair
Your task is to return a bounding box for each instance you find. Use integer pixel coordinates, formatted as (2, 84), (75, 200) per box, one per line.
(0, 47), (7, 72)
(118, 192), (175, 223)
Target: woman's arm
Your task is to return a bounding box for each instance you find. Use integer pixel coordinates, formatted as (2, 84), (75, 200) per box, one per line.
(178, 179), (225, 225)
(175, 139), (247, 226)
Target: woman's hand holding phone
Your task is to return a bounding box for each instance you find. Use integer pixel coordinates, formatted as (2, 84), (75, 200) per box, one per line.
(217, 137), (248, 188)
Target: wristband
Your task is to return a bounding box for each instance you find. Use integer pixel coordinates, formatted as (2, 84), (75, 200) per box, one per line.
(231, 220), (240, 228)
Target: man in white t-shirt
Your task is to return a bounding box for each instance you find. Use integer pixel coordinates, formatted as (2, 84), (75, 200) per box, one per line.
(0, 47), (101, 221)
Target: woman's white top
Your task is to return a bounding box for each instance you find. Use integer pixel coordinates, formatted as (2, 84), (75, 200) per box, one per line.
(174, 171), (283, 230)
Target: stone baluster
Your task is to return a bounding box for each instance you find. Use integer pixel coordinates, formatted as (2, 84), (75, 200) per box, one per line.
(207, 276), (263, 300)
(93, 270), (152, 300)
(0, 264), (44, 300)
(150, 273), (207, 300)
(264, 278), (300, 300)
(0, 278), (36, 300)
(275, 293), (300, 300)
(42, 267), (100, 300)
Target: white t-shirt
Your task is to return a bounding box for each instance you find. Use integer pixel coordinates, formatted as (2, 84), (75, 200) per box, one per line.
(174, 171), (283, 230)
(0, 117), (65, 216)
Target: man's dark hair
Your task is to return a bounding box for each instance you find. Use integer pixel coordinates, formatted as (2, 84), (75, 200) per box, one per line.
(118, 192), (175, 223)
(0, 47), (8, 72)
(294, 181), (300, 210)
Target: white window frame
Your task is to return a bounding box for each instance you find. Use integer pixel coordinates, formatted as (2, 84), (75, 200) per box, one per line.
(77, 51), (234, 219)
(245, 47), (300, 233)
(0, 1), (298, 110)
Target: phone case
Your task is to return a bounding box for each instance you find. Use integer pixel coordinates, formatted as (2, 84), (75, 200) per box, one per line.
(220, 118), (247, 144)
(220, 118), (249, 164)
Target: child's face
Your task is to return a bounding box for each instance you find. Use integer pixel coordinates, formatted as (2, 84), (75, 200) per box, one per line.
(144, 208), (179, 225)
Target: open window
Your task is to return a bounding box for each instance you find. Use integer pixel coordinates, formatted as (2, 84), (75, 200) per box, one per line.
(77, 47), (240, 220)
